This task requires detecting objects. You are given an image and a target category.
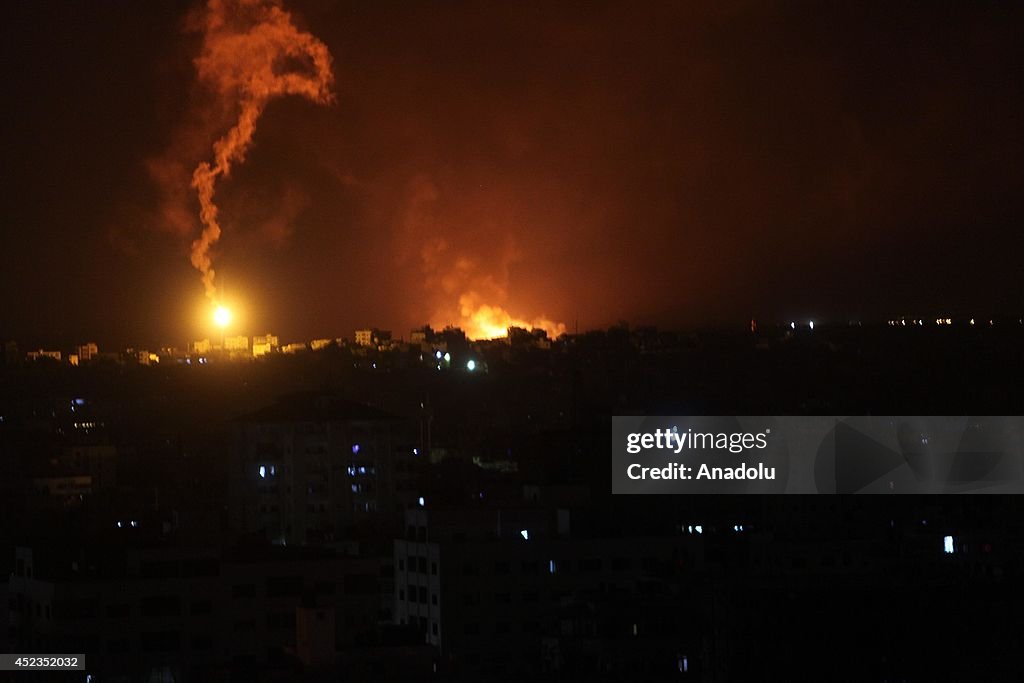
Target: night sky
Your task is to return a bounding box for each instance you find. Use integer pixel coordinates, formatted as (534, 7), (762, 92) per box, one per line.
(2, 1), (1023, 348)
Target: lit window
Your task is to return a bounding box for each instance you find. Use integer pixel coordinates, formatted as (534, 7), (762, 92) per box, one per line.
(548, 560), (556, 574)
(943, 535), (955, 554)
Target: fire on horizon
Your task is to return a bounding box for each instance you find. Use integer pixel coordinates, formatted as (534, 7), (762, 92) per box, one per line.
(2, 1), (1023, 346)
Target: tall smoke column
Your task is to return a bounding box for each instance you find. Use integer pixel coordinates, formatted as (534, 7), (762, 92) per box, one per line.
(189, 0), (334, 299)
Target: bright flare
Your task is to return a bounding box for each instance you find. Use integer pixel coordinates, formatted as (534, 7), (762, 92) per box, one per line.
(213, 305), (232, 328)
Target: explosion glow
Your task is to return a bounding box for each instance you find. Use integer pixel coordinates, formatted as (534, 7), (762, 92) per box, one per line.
(459, 305), (566, 341)
(454, 295), (567, 341)
(213, 305), (233, 328)
(188, 0), (335, 300)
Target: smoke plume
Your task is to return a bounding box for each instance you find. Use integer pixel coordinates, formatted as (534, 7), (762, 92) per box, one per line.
(189, 0), (333, 299)
(400, 179), (567, 340)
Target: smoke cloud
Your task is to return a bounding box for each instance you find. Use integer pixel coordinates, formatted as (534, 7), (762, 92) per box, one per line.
(398, 177), (567, 340)
(188, 0), (333, 300)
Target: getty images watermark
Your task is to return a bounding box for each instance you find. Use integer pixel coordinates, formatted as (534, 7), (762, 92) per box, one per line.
(612, 416), (1024, 494)
(625, 427), (774, 481)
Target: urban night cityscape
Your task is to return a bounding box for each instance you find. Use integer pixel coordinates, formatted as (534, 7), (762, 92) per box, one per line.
(2, 1), (1024, 681)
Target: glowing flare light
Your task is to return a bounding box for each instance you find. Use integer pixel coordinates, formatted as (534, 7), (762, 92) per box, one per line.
(213, 305), (233, 328)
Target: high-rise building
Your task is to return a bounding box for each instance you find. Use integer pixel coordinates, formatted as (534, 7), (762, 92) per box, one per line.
(355, 329), (392, 348)
(252, 333), (279, 357)
(230, 392), (417, 545)
(26, 349), (61, 362)
(76, 342), (98, 361)
(410, 326), (434, 345)
(354, 329), (374, 347)
(224, 335), (250, 352)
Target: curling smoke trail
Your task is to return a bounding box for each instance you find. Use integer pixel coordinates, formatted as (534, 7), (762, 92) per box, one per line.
(190, 0), (334, 299)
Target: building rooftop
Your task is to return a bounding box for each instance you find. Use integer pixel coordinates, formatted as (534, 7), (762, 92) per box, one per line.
(236, 391), (399, 424)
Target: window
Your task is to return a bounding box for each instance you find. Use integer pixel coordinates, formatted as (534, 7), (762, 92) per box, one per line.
(431, 593), (438, 606)
(418, 586), (428, 604)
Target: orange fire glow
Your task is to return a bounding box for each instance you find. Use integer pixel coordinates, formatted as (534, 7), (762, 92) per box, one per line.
(452, 294), (567, 341)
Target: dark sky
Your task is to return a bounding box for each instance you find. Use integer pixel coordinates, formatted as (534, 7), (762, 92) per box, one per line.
(2, 1), (1023, 348)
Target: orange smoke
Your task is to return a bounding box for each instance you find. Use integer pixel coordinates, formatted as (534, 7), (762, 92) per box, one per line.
(189, 0), (334, 299)
(420, 238), (566, 341)
(398, 178), (567, 341)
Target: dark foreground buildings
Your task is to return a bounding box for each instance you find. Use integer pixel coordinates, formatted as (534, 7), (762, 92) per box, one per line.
(3, 323), (1024, 681)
